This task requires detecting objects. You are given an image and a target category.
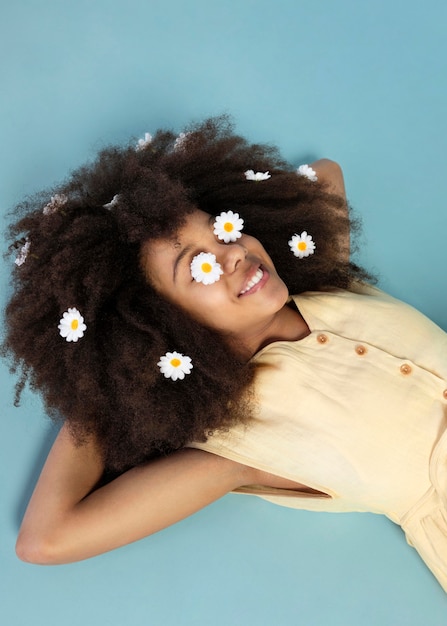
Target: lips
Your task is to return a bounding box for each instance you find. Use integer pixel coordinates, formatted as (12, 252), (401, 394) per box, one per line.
(239, 266), (267, 296)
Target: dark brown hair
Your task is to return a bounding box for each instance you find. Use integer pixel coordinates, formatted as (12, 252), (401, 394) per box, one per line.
(2, 116), (370, 471)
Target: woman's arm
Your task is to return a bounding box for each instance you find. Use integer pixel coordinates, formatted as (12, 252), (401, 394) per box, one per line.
(16, 424), (249, 565)
(309, 159), (350, 261)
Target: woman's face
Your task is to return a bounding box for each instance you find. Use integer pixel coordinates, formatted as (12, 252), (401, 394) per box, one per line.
(141, 210), (289, 353)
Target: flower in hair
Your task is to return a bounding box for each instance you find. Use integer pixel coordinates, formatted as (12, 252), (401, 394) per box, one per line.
(190, 252), (223, 285)
(58, 308), (87, 342)
(173, 132), (191, 151)
(43, 194), (68, 215)
(158, 351), (193, 381)
(244, 170), (271, 182)
(288, 232), (316, 258)
(136, 132), (152, 151)
(14, 239), (31, 266)
(103, 194), (120, 210)
(297, 164), (317, 182)
(213, 210), (244, 243)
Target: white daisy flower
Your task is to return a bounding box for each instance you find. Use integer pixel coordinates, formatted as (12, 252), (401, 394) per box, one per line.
(213, 210), (244, 243)
(136, 132), (152, 151)
(43, 194), (68, 215)
(297, 164), (318, 182)
(15, 239), (31, 266)
(103, 194), (120, 209)
(190, 252), (223, 285)
(173, 131), (191, 151)
(58, 307), (87, 342)
(244, 169), (271, 182)
(288, 231), (316, 258)
(157, 351), (193, 381)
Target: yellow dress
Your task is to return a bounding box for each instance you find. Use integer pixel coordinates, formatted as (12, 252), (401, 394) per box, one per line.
(188, 283), (447, 591)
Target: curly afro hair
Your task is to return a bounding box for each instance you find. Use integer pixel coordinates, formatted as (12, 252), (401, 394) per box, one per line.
(2, 116), (370, 472)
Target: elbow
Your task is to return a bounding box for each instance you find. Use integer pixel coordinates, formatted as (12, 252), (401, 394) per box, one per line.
(16, 529), (59, 565)
(320, 159), (343, 179)
(313, 159), (346, 200)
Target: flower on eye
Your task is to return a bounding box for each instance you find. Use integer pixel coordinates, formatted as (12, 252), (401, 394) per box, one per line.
(244, 169), (271, 181)
(297, 164), (318, 182)
(158, 351), (193, 381)
(43, 194), (68, 215)
(58, 307), (87, 342)
(288, 232), (316, 258)
(103, 194), (120, 210)
(136, 132), (152, 151)
(190, 252), (223, 285)
(213, 210), (244, 243)
(14, 239), (31, 266)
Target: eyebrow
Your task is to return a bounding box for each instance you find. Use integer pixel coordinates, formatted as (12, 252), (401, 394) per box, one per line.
(173, 244), (192, 283)
(172, 214), (216, 283)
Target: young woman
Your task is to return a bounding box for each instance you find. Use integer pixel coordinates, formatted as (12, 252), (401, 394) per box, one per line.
(4, 117), (447, 592)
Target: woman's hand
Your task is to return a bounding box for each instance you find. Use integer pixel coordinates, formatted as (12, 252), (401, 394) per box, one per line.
(16, 424), (248, 565)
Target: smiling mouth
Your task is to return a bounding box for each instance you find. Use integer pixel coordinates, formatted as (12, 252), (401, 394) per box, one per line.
(239, 267), (265, 296)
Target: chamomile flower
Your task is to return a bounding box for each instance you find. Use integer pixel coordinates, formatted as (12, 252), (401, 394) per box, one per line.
(244, 169), (271, 181)
(136, 132), (152, 151)
(297, 164), (318, 182)
(58, 307), (87, 342)
(173, 132), (191, 151)
(157, 351), (193, 381)
(103, 194), (120, 209)
(14, 239), (31, 267)
(43, 194), (68, 215)
(288, 232), (316, 258)
(213, 210), (244, 243)
(190, 252), (223, 285)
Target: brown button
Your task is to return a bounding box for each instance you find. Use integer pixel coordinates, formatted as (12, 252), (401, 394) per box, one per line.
(317, 334), (328, 344)
(443, 389), (447, 400)
(400, 364), (412, 375)
(355, 345), (367, 356)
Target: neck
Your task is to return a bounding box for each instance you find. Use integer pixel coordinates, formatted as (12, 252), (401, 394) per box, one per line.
(232, 302), (310, 359)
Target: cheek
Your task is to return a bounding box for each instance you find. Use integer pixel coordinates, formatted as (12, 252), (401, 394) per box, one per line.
(184, 290), (231, 324)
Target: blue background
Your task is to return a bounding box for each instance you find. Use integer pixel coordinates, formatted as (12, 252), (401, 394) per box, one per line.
(1, 1), (447, 624)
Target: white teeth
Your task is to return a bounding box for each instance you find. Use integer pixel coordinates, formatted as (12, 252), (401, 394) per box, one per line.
(239, 268), (264, 295)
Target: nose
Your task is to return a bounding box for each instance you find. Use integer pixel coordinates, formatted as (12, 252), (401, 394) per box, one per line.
(217, 241), (247, 275)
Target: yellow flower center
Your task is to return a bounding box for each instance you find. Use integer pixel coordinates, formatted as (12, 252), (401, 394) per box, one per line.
(224, 222), (234, 232)
(170, 358), (181, 368)
(297, 242), (307, 251)
(201, 262), (212, 273)
(71, 319), (79, 330)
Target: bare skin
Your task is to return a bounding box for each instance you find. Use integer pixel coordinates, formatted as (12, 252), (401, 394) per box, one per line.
(143, 210), (310, 358)
(16, 159), (347, 565)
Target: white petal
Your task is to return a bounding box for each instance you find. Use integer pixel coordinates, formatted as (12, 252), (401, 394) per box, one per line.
(297, 164), (317, 182)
